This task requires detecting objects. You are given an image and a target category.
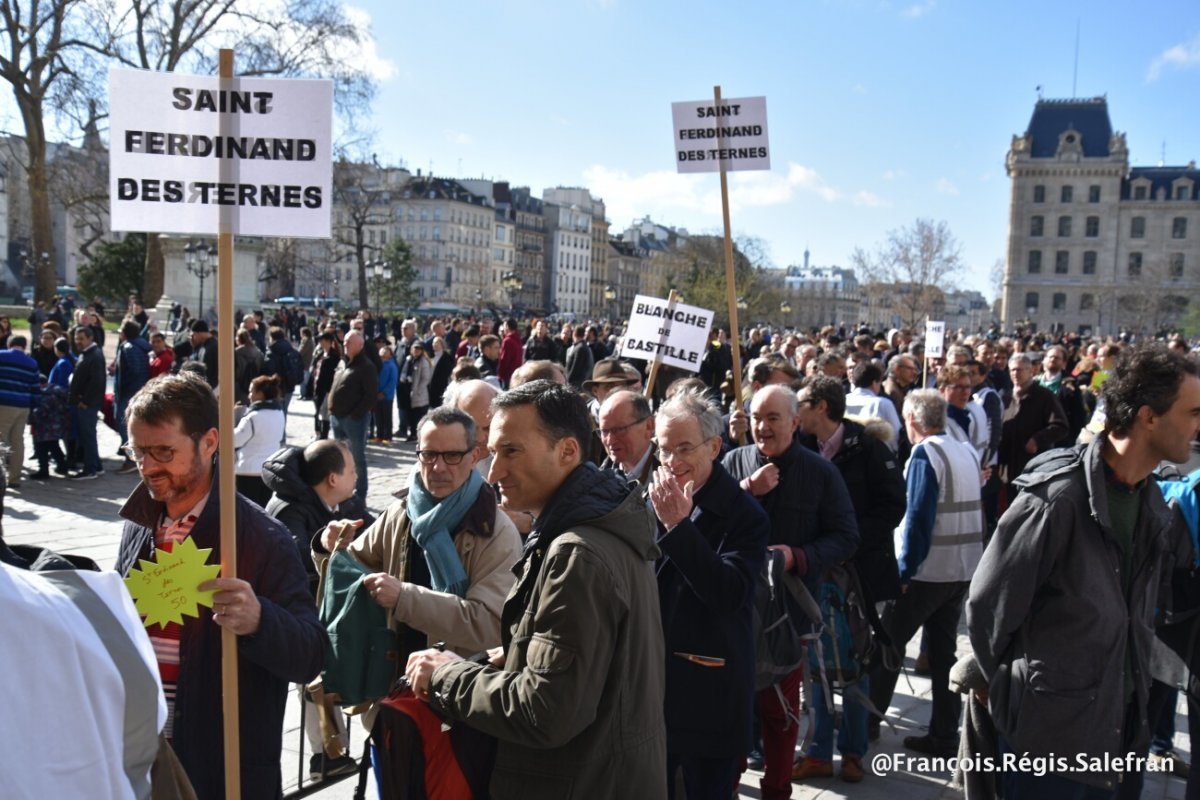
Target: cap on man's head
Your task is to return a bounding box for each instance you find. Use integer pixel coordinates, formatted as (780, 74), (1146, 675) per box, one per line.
(585, 359), (634, 389)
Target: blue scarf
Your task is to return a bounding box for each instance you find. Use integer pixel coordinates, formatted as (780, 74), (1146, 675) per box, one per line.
(405, 468), (483, 598)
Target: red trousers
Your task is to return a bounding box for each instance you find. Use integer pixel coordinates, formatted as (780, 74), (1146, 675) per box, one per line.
(755, 665), (804, 800)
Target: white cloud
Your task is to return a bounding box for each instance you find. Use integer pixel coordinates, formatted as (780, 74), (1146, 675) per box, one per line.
(785, 163), (842, 202)
(340, 6), (398, 81)
(882, 168), (907, 181)
(1147, 34), (1200, 81)
(902, 0), (936, 18)
(853, 190), (890, 208)
(444, 130), (472, 145)
(583, 160), (854, 225)
(936, 178), (959, 196)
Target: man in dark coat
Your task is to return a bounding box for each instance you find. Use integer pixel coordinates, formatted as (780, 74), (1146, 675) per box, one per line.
(651, 388), (768, 798)
(998, 353), (1068, 498)
(69, 325), (106, 479)
(722, 384), (860, 800)
(565, 325), (594, 389)
(115, 373), (324, 800)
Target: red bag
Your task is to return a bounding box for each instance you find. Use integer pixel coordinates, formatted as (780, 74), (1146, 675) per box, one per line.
(373, 685), (494, 800)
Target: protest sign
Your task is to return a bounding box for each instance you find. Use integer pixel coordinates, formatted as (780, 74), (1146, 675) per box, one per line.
(124, 537), (221, 628)
(925, 320), (947, 359)
(109, 67), (333, 237)
(672, 95), (770, 174)
(621, 294), (714, 372)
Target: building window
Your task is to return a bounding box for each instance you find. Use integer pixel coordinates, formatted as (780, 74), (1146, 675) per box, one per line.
(433, 207), (442, 221)
(1080, 293), (1094, 311)
(1177, 186), (1189, 200)
(1052, 293), (1067, 311)
(1083, 251), (1097, 275)
(1033, 185), (1045, 203)
(496, 227), (505, 241)
(1128, 252), (1142, 277)
(1025, 292), (1039, 311)
(1085, 216), (1099, 237)
(1089, 185), (1101, 203)
(420, 208), (429, 221)
(1061, 185), (1073, 203)
(1131, 217), (1145, 238)
(1057, 216), (1072, 237)
(1055, 251), (1069, 274)
(1171, 253), (1185, 279)
(1133, 185), (1148, 200)
(1173, 217), (1187, 239)
(1030, 216), (1044, 236)
(432, 226), (440, 240)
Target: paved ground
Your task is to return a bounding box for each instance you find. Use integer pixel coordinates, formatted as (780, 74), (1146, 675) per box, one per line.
(3, 371), (1192, 799)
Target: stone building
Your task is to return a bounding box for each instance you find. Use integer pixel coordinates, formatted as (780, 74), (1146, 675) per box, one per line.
(1002, 97), (1200, 335)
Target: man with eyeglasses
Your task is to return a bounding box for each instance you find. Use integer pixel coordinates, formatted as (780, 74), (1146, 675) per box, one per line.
(598, 390), (657, 494)
(650, 387), (768, 798)
(405, 381), (667, 799)
(314, 405), (520, 712)
(115, 373), (325, 799)
(722, 384), (859, 800)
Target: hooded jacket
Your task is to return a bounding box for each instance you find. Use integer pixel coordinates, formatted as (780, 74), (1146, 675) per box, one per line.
(967, 438), (1187, 790)
(115, 335), (152, 400)
(429, 463), (667, 800)
(262, 445), (373, 594)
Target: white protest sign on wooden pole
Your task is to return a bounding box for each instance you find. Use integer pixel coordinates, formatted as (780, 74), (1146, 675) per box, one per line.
(622, 292), (715, 396)
(671, 87), (770, 440)
(924, 318), (946, 388)
(109, 56), (334, 800)
(109, 67), (333, 238)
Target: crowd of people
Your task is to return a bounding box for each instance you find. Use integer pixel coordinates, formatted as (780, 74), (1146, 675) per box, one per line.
(5, 301), (1200, 800)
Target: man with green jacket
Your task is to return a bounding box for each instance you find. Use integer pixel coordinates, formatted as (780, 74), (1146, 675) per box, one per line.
(406, 380), (667, 799)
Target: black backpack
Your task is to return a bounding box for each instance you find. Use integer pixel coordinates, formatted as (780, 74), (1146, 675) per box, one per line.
(753, 549), (821, 691)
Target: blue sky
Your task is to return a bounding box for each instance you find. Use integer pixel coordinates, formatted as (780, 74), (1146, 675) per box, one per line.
(348, 0), (1200, 300)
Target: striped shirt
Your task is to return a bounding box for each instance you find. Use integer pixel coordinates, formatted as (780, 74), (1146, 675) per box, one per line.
(146, 497), (207, 739)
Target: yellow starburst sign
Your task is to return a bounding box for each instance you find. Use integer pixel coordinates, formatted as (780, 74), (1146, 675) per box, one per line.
(124, 537), (222, 628)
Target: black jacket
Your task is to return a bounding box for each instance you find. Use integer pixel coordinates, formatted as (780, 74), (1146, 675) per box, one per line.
(262, 446), (375, 596)
(329, 352), (379, 419)
(799, 419), (906, 602)
(722, 439), (860, 597)
(656, 461), (768, 758)
(116, 477), (325, 800)
(69, 342), (106, 408)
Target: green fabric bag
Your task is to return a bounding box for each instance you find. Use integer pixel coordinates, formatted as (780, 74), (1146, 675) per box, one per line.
(319, 550), (400, 705)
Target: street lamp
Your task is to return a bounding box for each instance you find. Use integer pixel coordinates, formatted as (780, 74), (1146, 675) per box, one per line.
(502, 271), (524, 315)
(475, 288), (482, 317)
(184, 241), (214, 318)
(371, 259), (391, 318)
(603, 283), (616, 321)
(780, 300), (792, 326)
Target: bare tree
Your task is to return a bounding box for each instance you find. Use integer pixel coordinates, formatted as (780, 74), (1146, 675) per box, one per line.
(0, 0), (93, 301)
(852, 218), (964, 328)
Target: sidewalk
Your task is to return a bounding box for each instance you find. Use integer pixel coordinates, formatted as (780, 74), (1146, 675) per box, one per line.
(3, 393), (1192, 799)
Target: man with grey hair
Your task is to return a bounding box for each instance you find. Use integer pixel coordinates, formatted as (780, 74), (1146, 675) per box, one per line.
(999, 353), (1067, 502)
(443, 379), (502, 477)
(868, 389), (983, 758)
(315, 405), (521, 723)
(723, 383), (859, 798)
(598, 390), (657, 491)
(652, 388), (770, 796)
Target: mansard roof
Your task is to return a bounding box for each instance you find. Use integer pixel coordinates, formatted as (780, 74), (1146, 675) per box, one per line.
(1025, 97), (1113, 158)
(1122, 166), (1200, 201)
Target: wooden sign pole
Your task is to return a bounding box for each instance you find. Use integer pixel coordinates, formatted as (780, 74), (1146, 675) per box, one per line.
(643, 289), (679, 399)
(217, 47), (241, 800)
(715, 85), (746, 444)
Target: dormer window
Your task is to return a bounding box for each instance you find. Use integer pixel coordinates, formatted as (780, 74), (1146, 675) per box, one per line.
(1056, 128), (1084, 160)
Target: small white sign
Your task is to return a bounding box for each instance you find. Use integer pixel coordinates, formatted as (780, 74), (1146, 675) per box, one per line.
(109, 67), (333, 238)
(620, 294), (715, 372)
(671, 95), (770, 174)
(925, 320), (947, 359)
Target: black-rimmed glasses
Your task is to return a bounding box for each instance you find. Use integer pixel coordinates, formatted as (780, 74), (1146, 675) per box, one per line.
(416, 450), (472, 465)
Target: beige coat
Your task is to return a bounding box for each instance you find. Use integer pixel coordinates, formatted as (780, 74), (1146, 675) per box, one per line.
(312, 483), (521, 656)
